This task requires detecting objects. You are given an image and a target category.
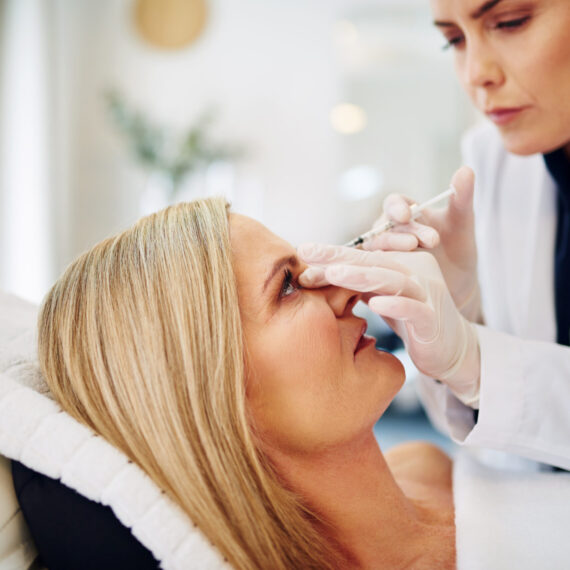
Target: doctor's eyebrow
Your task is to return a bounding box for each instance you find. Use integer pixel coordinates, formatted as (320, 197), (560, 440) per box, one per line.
(262, 254), (299, 293)
(434, 0), (504, 26)
(470, 0), (504, 19)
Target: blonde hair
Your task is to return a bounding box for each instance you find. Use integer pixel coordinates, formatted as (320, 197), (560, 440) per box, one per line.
(38, 198), (338, 569)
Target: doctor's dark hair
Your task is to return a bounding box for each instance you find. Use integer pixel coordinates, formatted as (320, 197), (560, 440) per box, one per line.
(37, 198), (336, 569)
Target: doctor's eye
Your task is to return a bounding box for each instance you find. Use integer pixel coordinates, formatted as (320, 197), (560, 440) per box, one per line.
(441, 34), (464, 51)
(495, 15), (531, 30)
(279, 269), (302, 299)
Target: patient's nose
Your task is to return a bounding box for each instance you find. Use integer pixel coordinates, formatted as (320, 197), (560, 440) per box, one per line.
(321, 285), (361, 317)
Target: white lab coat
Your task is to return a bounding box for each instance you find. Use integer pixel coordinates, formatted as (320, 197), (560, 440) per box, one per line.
(419, 123), (570, 471)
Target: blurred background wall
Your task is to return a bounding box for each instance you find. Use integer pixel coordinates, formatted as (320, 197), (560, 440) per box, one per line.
(0, 0), (478, 304)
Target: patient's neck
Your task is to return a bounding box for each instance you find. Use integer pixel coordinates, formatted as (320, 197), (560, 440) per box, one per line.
(266, 431), (454, 569)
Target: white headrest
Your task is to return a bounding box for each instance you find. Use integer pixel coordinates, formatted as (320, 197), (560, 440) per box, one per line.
(0, 290), (228, 569)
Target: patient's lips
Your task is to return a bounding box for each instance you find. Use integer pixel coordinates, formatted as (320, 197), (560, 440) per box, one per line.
(354, 322), (375, 356)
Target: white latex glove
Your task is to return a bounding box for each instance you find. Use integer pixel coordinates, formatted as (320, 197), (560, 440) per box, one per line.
(298, 244), (481, 407)
(366, 167), (483, 323)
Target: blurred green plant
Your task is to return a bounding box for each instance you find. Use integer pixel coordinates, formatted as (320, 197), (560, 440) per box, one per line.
(105, 90), (244, 197)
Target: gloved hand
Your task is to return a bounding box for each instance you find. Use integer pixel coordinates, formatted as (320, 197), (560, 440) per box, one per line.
(298, 244), (481, 407)
(365, 167), (483, 323)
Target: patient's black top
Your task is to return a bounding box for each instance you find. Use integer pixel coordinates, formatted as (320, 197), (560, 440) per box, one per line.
(12, 460), (159, 569)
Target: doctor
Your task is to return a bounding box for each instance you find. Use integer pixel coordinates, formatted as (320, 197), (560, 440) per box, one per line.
(299, 0), (570, 470)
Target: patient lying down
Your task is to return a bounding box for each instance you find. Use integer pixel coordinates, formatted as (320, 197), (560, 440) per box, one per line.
(39, 198), (454, 568)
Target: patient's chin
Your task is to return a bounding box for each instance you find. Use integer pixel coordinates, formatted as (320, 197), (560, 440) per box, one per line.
(373, 348), (406, 386)
(366, 349), (407, 418)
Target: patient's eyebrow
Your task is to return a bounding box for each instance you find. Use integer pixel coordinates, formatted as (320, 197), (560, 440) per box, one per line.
(434, 0), (503, 26)
(263, 254), (299, 293)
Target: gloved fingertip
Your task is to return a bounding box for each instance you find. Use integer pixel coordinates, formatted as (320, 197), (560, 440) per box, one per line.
(387, 201), (412, 223)
(298, 266), (324, 286)
(402, 233), (420, 250)
(450, 166), (475, 211)
(367, 296), (381, 312)
(418, 228), (440, 248)
(368, 296), (397, 317)
(368, 295), (387, 310)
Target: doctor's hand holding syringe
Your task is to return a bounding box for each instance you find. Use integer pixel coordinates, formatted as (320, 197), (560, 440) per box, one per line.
(298, 166), (484, 409)
(298, 164), (570, 471)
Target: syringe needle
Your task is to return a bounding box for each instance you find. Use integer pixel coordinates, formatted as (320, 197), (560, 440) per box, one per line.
(344, 186), (456, 248)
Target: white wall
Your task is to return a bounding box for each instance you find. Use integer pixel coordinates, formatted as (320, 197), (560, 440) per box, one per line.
(0, 0), (53, 302)
(63, 0), (475, 253)
(63, 0), (347, 259)
(1, 0), (477, 301)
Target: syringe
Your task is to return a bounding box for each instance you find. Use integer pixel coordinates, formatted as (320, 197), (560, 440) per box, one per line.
(343, 186), (456, 248)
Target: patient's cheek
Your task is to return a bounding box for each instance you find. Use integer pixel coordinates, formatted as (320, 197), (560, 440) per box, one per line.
(245, 308), (343, 453)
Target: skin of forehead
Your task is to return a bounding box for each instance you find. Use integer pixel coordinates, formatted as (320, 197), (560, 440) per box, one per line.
(229, 213), (300, 308)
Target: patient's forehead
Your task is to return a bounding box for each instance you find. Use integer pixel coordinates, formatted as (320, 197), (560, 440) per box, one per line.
(229, 213), (293, 258)
(230, 213), (274, 245)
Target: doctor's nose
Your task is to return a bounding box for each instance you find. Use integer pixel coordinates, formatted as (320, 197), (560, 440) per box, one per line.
(461, 40), (505, 90)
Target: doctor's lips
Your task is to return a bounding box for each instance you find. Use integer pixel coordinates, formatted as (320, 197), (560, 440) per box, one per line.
(485, 106), (529, 125)
(354, 322), (375, 356)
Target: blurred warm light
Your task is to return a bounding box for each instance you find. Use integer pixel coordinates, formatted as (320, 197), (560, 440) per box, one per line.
(134, 0), (208, 49)
(329, 103), (367, 134)
(337, 165), (383, 201)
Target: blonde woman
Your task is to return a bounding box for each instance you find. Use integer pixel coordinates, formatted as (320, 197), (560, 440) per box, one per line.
(29, 197), (454, 569)
(14, 197), (570, 568)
